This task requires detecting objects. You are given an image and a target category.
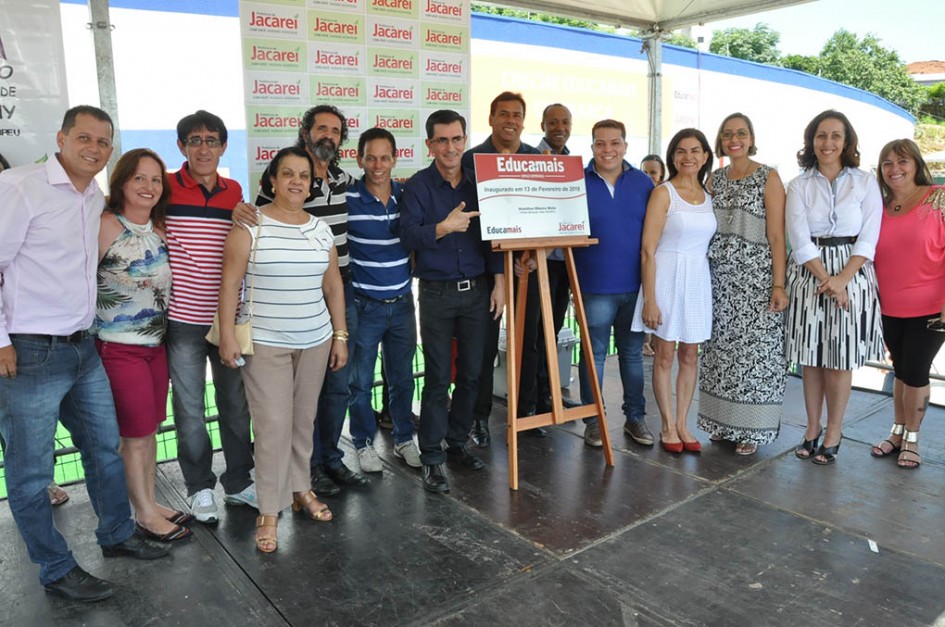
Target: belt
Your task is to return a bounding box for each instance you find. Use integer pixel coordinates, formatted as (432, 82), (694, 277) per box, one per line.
(812, 236), (857, 247)
(361, 292), (409, 304)
(421, 277), (481, 292)
(10, 330), (92, 344)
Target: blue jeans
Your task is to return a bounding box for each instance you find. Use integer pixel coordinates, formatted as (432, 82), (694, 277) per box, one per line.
(578, 292), (646, 423)
(166, 320), (254, 496)
(311, 280), (358, 470)
(0, 335), (134, 585)
(348, 292), (417, 448)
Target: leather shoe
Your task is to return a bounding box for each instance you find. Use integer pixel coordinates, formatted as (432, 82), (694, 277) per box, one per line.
(446, 444), (486, 470)
(624, 418), (655, 446)
(422, 464), (449, 493)
(311, 465), (341, 496)
(325, 463), (368, 487)
(470, 419), (491, 448)
(44, 566), (114, 602)
(101, 530), (171, 560)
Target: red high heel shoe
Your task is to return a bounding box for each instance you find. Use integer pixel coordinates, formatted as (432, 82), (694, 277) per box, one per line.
(681, 438), (702, 453)
(660, 436), (684, 453)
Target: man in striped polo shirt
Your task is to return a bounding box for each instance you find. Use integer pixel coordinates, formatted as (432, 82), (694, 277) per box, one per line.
(166, 111), (256, 523)
(345, 127), (421, 473)
(247, 104), (367, 496)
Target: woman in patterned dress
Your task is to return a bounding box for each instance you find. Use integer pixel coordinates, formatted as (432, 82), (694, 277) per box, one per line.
(96, 148), (192, 540)
(871, 139), (945, 469)
(697, 113), (788, 456)
(634, 129), (716, 454)
(784, 110), (884, 465)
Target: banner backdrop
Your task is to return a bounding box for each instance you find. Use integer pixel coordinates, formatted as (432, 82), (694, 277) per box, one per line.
(239, 0), (471, 188)
(0, 0), (70, 167)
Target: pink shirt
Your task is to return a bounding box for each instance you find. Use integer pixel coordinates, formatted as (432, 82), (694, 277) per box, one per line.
(0, 157), (103, 347)
(874, 186), (945, 318)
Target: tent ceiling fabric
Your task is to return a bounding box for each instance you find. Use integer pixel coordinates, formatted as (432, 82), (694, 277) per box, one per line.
(494, 0), (816, 31)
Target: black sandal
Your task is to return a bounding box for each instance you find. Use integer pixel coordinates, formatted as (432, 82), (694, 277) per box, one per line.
(795, 429), (822, 459)
(871, 423), (903, 458)
(812, 439), (842, 465)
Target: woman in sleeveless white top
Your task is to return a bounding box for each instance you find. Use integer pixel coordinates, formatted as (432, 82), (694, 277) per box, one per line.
(217, 148), (347, 553)
(634, 129), (717, 454)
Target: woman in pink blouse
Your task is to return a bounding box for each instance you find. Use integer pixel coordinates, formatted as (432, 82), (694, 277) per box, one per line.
(872, 139), (945, 469)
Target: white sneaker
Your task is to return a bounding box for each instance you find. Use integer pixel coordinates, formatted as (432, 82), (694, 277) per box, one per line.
(357, 445), (383, 473)
(224, 482), (258, 509)
(393, 440), (422, 468)
(189, 488), (219, 523)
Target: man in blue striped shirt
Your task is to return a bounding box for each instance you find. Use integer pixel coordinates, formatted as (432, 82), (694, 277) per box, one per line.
(346, 128), (422, 473)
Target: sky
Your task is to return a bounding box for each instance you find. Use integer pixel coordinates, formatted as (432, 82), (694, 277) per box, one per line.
(704, 0), (944, 64)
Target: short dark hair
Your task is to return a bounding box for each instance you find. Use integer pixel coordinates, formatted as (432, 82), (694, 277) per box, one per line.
(640, 154), (665, 182)
(358, 127), (397, 157)
(176, 110), (228, 144)
(106, 148), (170, 230)
(260, 146), (316, 203)
(666, 128), (714, 190)
(490, 91), (526, 117)
(877, 138), (934, 205)
(542, 103), (571, 121)
(297, 104), (348, 148)
(714, 112), (757, 158)
(424, 110), (466, 139)
(797, 109), (859, 170)
(592, 119), (626, 140)
(61, 105), (114, 138)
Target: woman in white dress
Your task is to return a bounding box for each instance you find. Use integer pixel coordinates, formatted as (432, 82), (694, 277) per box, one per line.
(634, 129), (717, 454)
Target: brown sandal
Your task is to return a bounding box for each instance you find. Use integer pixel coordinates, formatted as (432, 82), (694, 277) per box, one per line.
(292, 490), (332, 522)
(897, 429), (921, 469)
(255, 515), (278, 553)
(871, 423), (904, 458)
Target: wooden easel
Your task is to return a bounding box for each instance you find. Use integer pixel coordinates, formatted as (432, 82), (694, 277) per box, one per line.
(493, 236), (613, 490)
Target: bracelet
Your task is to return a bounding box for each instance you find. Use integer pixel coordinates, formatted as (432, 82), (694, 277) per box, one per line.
(332, 330), (349, 341)
(772, 285), (785, 291)
(333, 337), (348, 343)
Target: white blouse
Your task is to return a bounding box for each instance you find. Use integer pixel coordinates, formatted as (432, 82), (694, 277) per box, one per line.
(785, 166), (882, 265)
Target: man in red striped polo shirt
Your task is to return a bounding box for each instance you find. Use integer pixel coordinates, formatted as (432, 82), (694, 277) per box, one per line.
(165, 111), (256, 523)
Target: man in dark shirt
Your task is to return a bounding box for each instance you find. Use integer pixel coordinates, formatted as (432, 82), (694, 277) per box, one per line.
(461, 92), (541, 446)
(400, 110), (505, 493)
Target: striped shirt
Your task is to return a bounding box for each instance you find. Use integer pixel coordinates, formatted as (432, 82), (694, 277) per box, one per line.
(244, 214), (335, 349)
(346, 179), (411, 300)
(165, 163), (243, 325)
(256, 162), (354, 273)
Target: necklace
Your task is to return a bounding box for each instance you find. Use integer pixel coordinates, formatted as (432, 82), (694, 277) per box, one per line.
(891, 186), (922, 212)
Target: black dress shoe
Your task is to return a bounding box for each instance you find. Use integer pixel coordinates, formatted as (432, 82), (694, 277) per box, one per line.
(325, 463), (368, 487)
(446, 444), (486, 470)
(101, 530), (171, 560)
(470, 419), (491, 448)
(311, 465), (342, 496)
(44, 566), (114, 602)
(375, 409), (394, 430)
(422, 464), (449, 493)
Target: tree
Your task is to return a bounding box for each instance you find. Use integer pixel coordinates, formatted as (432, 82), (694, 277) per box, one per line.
(709, 23), (781, 65)
(814, 30), (927, 114)
(663, 32), (697, 49)
(782, 54), (820, 75)
(471, 4), (613, 33)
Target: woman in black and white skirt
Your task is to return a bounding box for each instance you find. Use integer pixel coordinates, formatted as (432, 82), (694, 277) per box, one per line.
(784, 110), (884, 465)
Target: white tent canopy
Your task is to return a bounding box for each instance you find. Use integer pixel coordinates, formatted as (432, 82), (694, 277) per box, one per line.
(493, 0), (815, 31)
(492, 0), (817, 151)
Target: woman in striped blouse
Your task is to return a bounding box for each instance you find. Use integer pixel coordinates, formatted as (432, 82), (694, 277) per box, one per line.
(218, 147), (347, 553)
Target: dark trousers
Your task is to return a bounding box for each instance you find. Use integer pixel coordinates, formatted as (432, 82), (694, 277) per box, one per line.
(535, 259), (572, 407)
(474, 274), (501, 420)
(417, 278), (490, 465)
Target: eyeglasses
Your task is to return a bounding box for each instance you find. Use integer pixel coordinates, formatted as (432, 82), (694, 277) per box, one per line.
(721, 130), (750, 141)
(183, 136), (223, 148)
(927, 318), (945, 333)
(431, 135), (465, 146)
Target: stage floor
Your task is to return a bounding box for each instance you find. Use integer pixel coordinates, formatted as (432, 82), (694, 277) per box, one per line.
(2, 357), (944, 626)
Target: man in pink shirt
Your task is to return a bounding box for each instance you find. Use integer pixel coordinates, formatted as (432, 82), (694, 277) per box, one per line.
(0, 106), (169, 602)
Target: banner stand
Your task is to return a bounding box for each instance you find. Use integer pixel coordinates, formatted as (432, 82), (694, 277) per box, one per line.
(494, 236), (612, 491)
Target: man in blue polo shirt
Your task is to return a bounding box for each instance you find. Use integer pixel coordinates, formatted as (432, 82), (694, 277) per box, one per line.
(461, 91), (541, 447)
(573, 119), (654, 448)
(345, 127), (422, 473)
(401, 110), (505, 493)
